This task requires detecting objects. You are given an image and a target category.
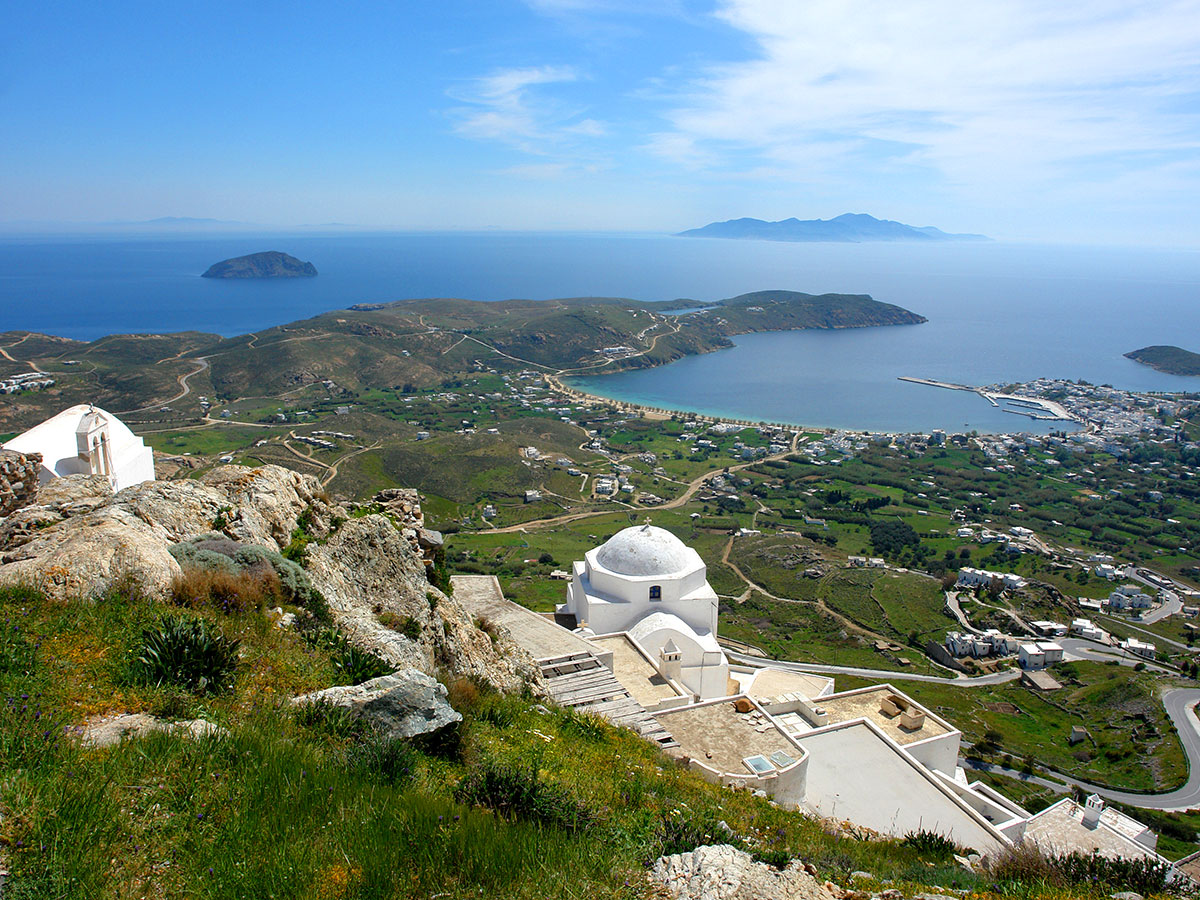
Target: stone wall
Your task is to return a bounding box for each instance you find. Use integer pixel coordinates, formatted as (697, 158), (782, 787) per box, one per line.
(0, 449), (41, 517)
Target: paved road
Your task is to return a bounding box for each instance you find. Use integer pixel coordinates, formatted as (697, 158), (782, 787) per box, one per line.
(1059, 637), (1176, 675)
(725, 649), (1021, 686)
(1028, 690), (1200, 811)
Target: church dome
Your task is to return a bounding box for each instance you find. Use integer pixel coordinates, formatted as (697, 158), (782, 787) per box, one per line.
(593, 525), (694, 577)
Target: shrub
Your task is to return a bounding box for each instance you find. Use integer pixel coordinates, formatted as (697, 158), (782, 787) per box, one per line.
(169, 537), (330, 624)
(130, 615), (239, 693)
(475, 615), (501, 646)
(303, 627), (393, 685)
(1053, 850), (1171, 894)
(171, 566), (281, 615)
(901, 828), (958, 861)
(454, 758), (595, 832)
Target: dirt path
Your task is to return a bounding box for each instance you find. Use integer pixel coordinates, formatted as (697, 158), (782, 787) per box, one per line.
(0, 335), (46, 373)
(117, 358), (210, 414)
(718, 533), (896, 647)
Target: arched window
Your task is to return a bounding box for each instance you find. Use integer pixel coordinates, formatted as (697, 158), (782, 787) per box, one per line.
(649, 585), (662, 601)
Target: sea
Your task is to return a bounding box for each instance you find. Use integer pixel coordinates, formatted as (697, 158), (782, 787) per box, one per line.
(1, 231), (1198, 434)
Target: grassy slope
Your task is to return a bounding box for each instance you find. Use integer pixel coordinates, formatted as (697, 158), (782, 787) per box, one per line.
(1, 583), (1023, 900)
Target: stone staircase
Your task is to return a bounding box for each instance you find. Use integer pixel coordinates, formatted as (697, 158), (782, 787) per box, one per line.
(538, 651), (678, 749)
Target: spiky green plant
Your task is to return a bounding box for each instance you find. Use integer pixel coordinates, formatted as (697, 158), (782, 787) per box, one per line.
(132, 615), (240, 693)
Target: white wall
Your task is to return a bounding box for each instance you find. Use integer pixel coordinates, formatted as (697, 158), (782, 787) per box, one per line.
(795, 723), (1008, 855)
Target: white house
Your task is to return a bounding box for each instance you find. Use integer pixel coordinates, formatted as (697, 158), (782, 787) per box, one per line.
(1109, 585), (1153, 611)
(957, 567), (1026, 591)
(3, 404), (154, 492)
(1018, 642), (1063, 669)
(1071, 618), (1110, 644)
(1121, 638), (1157, 659)
(561, 524), (728, 699)
(1030, 620), (1069, 638)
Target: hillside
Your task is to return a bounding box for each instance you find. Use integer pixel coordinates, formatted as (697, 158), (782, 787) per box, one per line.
(202, 250), (318, 278)
(677, 213), (989, 243)
(1126, 345), (1200, 376)
(0, 290), (925, 430)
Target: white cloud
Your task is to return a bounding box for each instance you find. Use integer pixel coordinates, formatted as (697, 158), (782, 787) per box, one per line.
(651, 0), (1200, 208)
(451, 65), (581, 151)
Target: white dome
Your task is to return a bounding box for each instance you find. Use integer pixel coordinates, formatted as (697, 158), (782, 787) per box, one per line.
(594, 525), (694, 577)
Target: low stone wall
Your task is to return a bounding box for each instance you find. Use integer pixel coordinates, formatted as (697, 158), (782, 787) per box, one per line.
(0, 449), (41, 517)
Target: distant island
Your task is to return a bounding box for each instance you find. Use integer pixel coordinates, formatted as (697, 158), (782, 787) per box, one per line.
(1125, 345), (1200, 376)
(201, 251), (318, 279)
(677, 213), (989, 243)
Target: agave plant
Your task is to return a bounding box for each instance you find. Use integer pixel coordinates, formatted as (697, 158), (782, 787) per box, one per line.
(134, 615), (240, 693)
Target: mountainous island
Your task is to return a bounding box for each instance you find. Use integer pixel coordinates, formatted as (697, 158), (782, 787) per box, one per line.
(1125, 345), (1200, 376)
(677, 213), (989, 243)
(201, 250), (318, 279)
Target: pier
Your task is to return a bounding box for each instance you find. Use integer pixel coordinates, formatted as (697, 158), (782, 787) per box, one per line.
(897, 376), (978, 392)
(900, 376), (1079, 424)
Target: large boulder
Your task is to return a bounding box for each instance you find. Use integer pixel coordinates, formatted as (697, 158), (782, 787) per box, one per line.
(651, 846), (839, 900)
(305, 514), (541, 694)
(292, 670), (461, 740)
(0, 465), (326, 600)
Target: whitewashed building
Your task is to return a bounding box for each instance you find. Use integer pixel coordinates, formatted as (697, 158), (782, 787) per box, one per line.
(956, 567), (1026, 591)
(561, 524), (729, 699)
(3, 404), (154, 491)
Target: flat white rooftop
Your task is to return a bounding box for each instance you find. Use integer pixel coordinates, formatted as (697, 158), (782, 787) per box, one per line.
(658, 700), (801, 776)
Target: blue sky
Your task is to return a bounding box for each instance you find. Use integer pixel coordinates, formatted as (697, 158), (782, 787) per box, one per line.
(4, 0), (1200, 244)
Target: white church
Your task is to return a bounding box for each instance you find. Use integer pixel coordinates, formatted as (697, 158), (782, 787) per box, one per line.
(547, 524), (1172, 868)
(562, 524), (731, 699)
(3, 404), (155, 492)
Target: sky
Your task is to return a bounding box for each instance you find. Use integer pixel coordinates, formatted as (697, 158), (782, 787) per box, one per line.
(3, 0), (1200, 244)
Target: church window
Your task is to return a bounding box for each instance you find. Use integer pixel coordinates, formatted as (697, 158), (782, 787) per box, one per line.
(649, 585), (662, 601)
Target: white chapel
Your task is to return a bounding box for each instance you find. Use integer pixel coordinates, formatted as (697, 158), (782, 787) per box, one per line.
(3, 404), (155, 492)
(561, 524), (731, 699)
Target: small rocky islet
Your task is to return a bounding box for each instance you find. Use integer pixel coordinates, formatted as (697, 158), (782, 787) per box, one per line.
(201, 250), (318, 279)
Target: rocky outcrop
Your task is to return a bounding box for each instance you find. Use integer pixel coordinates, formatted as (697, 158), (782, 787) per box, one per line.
(79, 713), (228, 748)
(292, 670), (461, 740)
(356, 488), (443, 570)
(305, 514), (540, 694)
(0, 463), (539, 694)
(0, 465), (328, 600)
(0, 449), (41, 517)
(651, 846), (840, 900)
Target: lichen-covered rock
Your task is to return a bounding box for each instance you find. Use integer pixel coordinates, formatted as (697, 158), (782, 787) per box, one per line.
(0, 465), (325, 600)
(304, 514), (541, 694)
(292, 670), (461, 740)
(651, 845), (838, 900)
